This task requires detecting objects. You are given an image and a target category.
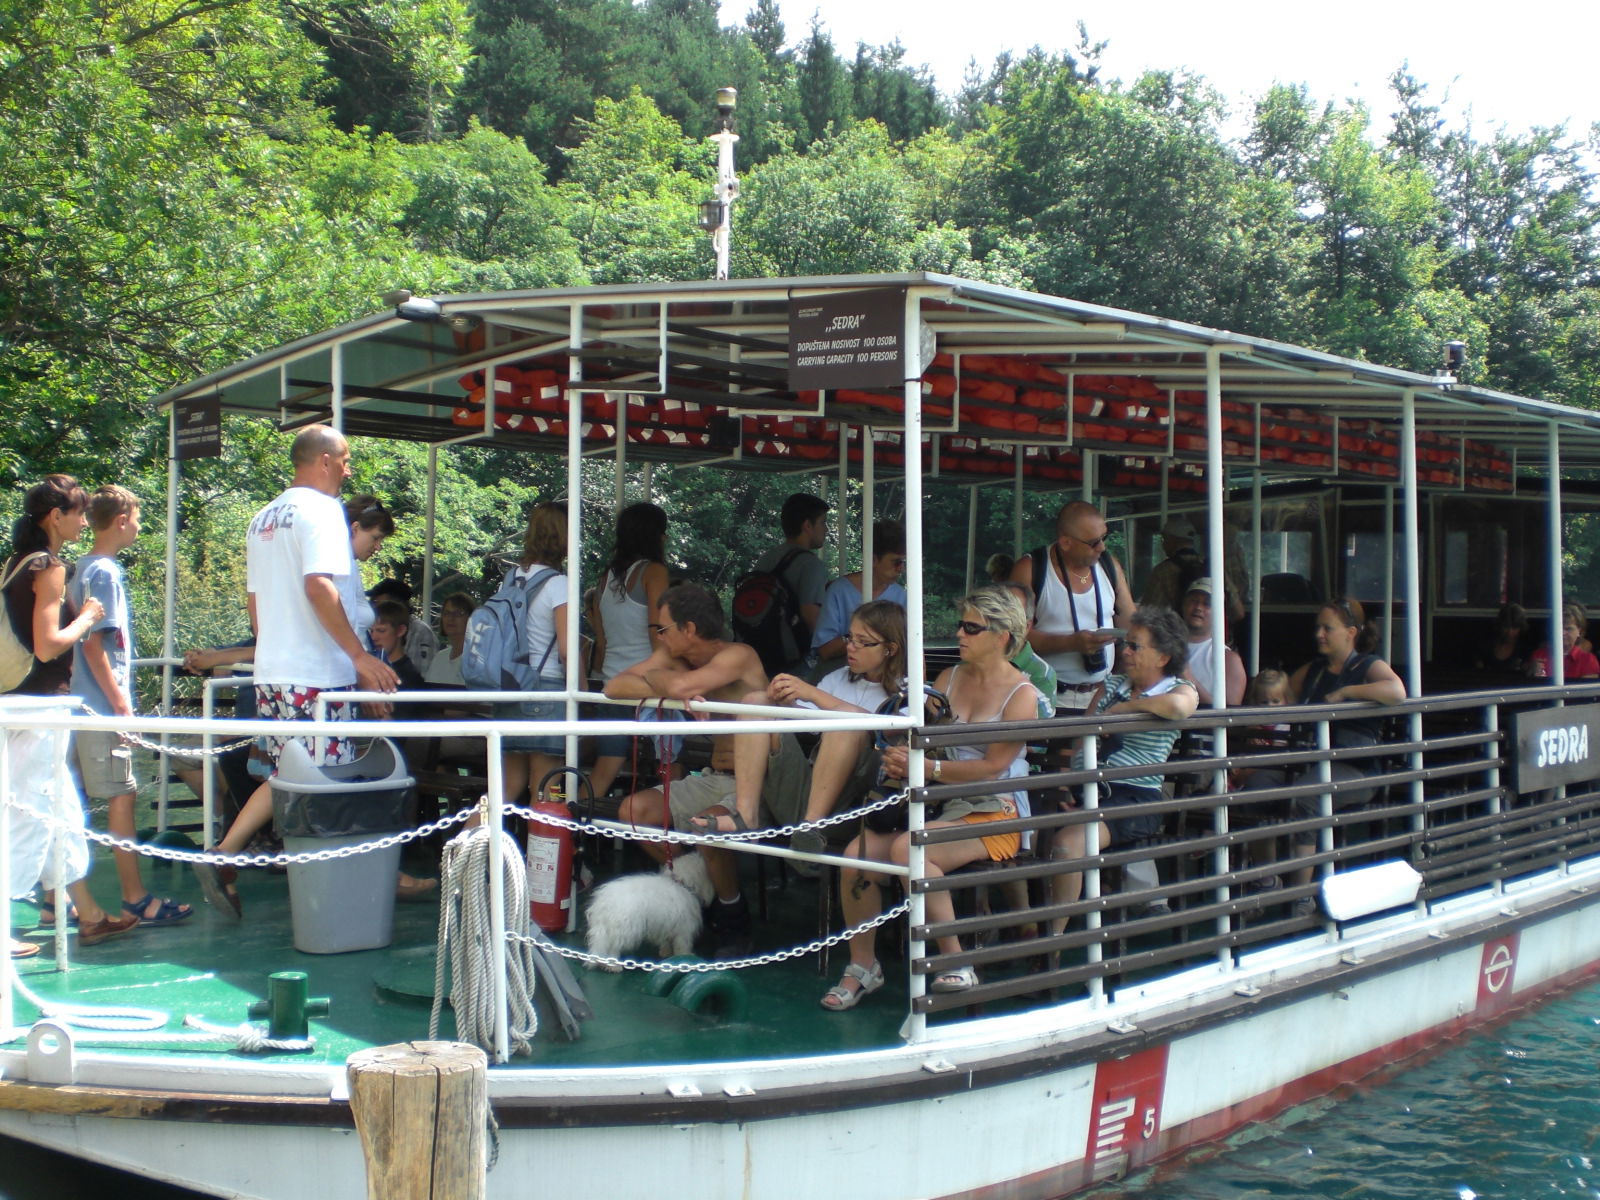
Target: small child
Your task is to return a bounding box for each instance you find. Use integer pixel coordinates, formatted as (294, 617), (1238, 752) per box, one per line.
(69, 486), (192, 926)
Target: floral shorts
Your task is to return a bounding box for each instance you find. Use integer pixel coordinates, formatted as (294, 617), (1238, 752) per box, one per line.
(257, 683), (357, 767)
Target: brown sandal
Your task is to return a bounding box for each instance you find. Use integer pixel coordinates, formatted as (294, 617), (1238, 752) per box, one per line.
(77, 911), (139, 946)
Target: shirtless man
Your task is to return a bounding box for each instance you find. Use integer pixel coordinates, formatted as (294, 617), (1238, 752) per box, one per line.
(1009, 501), (1136, 712)
(606, 583), (771, 956)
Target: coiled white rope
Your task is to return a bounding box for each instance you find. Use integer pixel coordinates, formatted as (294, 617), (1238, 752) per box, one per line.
(430, 825), (540, 1056)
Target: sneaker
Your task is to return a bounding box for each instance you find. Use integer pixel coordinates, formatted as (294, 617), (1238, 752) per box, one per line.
(1245, 874), (1282, 894)
(1139, 899), (1172, 918)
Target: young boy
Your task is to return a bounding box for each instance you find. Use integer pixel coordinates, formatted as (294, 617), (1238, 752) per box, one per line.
(368, 599), (426, 691)
(70, 485), (192, 926)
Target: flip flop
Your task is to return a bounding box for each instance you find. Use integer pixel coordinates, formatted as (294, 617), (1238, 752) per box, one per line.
(122, 894), (194, 926)
(77, 911), (139, 946)
(10, 939), (39, 960)
(192, 861), (241, 919)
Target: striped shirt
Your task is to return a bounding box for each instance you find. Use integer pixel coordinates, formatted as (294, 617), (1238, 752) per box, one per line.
(1076, 673), (1195, 790)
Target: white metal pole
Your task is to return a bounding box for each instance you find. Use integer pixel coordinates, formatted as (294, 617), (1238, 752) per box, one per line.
(422, 445), (439, 622)
(1203, 348), (1230, 964)
(1400, 399), (1422, 698)
(1548, 419), (1565, 688)
(1012, 447), (1024, 558)
(837, 426), (849, 577)
(1250, 470), (1263, 676)
(330, 342), (344, 433)
(1400, 392), (1425, 852)
(566, 307), (585, 772)
(1382, 485), (1395, 663)
(862, 428), (875, 592)
(902, 290), (928, 1043)
(1, 732), (12, 1030)
(486, 730), (509, 1062)
(966, 486), (979, 592)
(158, 406), (179, 830)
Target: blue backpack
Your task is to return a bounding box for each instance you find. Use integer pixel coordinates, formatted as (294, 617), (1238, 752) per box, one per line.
(460, 567), (560, 692)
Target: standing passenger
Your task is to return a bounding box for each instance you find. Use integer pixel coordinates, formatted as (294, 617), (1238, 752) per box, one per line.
(192, 426), (399, 918)
(4, 475), (132, 953)
(1009, 501), (1135, 713)
(588, 503), (671, 798)
(495, 502), (572, 811)
(68, 485), (192, 927)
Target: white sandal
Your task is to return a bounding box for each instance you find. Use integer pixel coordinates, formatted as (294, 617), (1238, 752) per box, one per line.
(931, 964), (979, 993)
(820, 960), (885, 1011)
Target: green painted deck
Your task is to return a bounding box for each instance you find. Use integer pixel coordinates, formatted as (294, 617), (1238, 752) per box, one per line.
(6, 841), (947, 1071)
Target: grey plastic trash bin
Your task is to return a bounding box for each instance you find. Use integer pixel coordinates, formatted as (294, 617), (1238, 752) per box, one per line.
(270, 737), (415, 954)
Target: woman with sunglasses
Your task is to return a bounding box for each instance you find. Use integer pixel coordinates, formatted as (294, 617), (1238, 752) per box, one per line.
(692, 601), (908, 863)
(823, 585), (1039, 1009)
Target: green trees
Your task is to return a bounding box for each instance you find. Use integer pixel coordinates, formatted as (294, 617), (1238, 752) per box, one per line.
(9, 1), (1600, 640)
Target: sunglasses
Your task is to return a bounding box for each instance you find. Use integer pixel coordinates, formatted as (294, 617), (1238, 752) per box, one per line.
(955, 620), (991, 637)
(1124, 639), (1146, 652)
(1070, 534), (1107, 549)
(843, 635), (883, 649)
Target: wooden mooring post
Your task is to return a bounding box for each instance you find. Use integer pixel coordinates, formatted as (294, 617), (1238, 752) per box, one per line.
(347, 1041), (488, 1200)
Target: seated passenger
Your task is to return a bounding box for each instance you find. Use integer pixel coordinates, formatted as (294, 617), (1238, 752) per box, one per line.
(807, 519), (906, 680)
(1244, 597), (1405, 909)
(422, 592), (475, 687)
(1473, 602), (1529, 678)
(692, 600), (908, 867)
(1529, 602), (1599, 680)
(607, 584), (770, 957)
(1047, 607), (1199, 934)
(369, 599), (426, 691)
(821, 585), (1039, 1009)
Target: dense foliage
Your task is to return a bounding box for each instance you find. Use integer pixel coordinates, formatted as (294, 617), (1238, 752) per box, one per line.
(3, 1), (1599, 657)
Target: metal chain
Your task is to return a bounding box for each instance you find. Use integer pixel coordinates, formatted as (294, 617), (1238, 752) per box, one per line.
(509, 899), (911, 973)
(505, 788), (909, 848)
(121, 729), (256, 757)
(67, 700), (255, 757)
(11, 798), (477, 867)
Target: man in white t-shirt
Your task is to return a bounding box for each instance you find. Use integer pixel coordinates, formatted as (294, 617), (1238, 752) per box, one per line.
(193, 425), (399, 919)
(1008, 501), (1135, 712)
(1181, 578), (1244, 709)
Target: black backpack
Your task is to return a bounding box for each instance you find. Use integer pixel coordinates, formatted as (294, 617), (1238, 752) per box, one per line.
(730, 548), (808, 676)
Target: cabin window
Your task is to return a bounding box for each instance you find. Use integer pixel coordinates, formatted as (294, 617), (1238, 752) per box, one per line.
(1240, 498), (1324, 605)
(1434, 497), (1543, 608)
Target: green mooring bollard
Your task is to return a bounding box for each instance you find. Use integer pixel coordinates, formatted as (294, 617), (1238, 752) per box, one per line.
(247, 971), (331, 1040)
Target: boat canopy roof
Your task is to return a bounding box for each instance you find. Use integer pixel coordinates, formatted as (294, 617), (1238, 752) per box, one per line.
(152, 273), (1600, 490)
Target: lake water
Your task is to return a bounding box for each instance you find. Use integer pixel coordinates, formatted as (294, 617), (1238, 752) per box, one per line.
(5, 977), (1599, 1199)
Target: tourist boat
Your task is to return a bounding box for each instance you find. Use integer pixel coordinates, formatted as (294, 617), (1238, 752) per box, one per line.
(6, 273), (1600, 1199)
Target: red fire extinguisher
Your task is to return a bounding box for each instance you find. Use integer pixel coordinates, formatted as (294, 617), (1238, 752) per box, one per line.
(527, 767), (576, 933)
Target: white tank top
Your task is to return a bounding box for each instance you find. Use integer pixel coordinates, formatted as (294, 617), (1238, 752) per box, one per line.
(598, 561), (654, 682)
(1035, 551), (1115, 685)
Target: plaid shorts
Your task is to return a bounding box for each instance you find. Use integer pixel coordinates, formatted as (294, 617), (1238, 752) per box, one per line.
(257, 683), (357, 767)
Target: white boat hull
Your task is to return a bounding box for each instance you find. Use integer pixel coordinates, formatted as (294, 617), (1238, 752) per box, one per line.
(4, 859), (1596, 1199)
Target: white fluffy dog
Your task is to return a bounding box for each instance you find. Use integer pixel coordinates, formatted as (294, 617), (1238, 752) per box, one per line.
(583, 852), (717, 970)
